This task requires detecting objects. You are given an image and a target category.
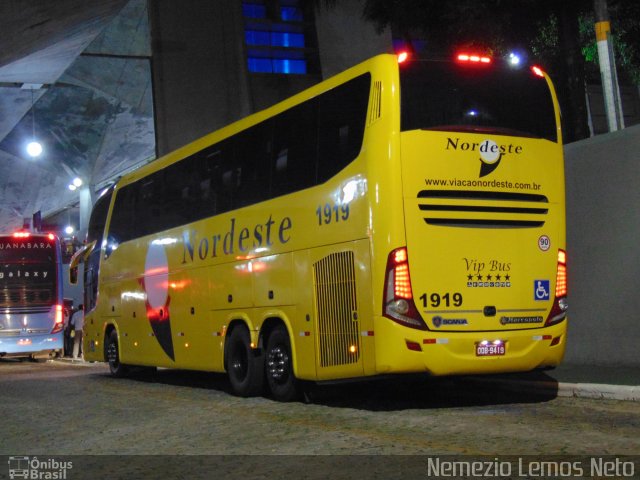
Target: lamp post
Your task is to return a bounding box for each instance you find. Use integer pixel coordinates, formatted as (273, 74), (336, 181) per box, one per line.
(594, 0), (624, 132)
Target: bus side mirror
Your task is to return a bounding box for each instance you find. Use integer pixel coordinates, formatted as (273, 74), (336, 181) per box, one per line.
(69, 265), (79, 285)
(68, 240), (95, 286)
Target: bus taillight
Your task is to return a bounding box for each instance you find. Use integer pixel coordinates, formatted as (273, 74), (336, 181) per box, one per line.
(383, 247), (427, 330)
(546, 249), (568, 326)
(51, 305), (64, 334)
(457, 53), (492, 64)
(531, 65), (545, 78)
(13, 231), (30, 238)
(556, 250), (567, 298)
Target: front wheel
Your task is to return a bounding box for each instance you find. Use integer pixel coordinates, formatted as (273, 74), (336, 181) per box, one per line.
(106, 329), (129, 377)
(226, 325), (264, 397)
(265, 325), (300, 402)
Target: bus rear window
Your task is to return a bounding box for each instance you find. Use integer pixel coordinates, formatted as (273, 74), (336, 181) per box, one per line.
(0, 237), (57, 308)
(0, 238), (56, 264)
(400, 60), (557, 142)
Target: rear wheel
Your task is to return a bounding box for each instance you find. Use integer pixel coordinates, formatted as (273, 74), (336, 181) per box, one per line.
(226, 325), (264, 397)
(106, 329), (128, 377)
(265, 325), (300, 402)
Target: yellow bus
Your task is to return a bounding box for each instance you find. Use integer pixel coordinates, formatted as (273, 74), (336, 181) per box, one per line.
(72, 53), (567, 401)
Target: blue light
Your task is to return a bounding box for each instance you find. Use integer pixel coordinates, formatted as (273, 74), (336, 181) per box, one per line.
(242, 3), (266, 18)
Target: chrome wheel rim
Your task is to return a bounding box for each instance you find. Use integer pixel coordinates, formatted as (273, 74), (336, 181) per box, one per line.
(107, 341), (118, 365)
(267, 345), (289, 384)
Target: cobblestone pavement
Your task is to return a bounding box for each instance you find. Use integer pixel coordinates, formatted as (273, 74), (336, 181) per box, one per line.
(1, 359), (639, 479)
(1, 359), (638, 456)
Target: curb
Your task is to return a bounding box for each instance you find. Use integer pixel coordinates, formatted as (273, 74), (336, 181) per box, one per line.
(52, 357), (95, 367)
(468, 376), (640, 402)
(556, 382), (640, 402)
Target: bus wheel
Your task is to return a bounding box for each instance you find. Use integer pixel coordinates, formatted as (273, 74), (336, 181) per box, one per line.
(106, 330), (128, 377)
(265, 325), (300, 402)
(226, 325), (264, 397)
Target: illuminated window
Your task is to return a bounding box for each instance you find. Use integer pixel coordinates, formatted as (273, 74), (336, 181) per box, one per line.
(242, 0), (315, 74)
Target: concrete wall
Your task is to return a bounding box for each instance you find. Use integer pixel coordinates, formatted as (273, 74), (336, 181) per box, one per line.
(149, 0), (392, 156)
(149, 0), (252, 155)
(564, 124), (640, 366)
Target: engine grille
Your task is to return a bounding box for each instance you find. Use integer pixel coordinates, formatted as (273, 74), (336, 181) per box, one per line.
(313, 251), (360, 367)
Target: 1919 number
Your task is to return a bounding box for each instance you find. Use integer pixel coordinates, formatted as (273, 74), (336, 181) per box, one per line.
(316, 203), (350, 225)
(419, 292), (463, 308)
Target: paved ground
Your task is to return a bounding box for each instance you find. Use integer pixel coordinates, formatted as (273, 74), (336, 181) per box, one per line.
(1, 359), (639, 479)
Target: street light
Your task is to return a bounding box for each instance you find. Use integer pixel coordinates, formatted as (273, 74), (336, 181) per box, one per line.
(26, 141), (43, 157)
(68, 177), (83, 191)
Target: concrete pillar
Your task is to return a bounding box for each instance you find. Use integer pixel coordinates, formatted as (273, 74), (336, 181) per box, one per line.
(78, 185), (94, 241)
(149, 0), (252, 155)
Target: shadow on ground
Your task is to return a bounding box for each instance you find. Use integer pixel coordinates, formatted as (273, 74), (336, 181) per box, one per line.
(90, 366), (559, 411)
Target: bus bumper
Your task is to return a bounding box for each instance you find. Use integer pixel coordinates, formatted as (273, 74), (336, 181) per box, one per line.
(373, 316), (567, 376)
(0, 334), (63, 357)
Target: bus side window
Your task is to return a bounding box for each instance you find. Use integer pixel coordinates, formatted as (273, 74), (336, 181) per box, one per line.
(271, 99), (318, 197)
(234, 122), (272, 208)
(164, 157), (200, 227)
(205, 141), (234, 215)
(317, 73), (370, 183)
(109, 185), (136, 247)
(138, 170), (167, 236)
(85, 188), (113, 312)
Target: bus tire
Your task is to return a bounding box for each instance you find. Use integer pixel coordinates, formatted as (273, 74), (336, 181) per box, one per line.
(106, 329), (129, 378)
(265, 325), (300, 402)
(226, 325), (264, 397)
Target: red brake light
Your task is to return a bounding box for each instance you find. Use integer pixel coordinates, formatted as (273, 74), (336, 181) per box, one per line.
(13, 231), (30, 238)
(457, 53), (492, 64)
(555, 250), (567, 298)
(48, 233), (55, 241)
(397, 51), (409, 64)
(383, 247), (427, 330)
(546, 249), (568, 326)
(51, 305), (64, 334)
(531, 65), (545, 77)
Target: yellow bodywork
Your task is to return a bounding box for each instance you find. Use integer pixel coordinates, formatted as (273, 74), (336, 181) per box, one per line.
(82, 54), (567, 380)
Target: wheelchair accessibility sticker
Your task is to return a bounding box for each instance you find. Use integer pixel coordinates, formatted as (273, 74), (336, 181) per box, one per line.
(534, 280), (550, 301)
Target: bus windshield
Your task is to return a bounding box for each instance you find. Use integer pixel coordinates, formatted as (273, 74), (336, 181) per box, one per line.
(0, 236), (57, 308)
(400, 60), (557, 142)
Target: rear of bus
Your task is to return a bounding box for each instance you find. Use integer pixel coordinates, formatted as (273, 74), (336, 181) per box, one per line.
(0, 232), (64, 359)
(377, 54), (567, 375)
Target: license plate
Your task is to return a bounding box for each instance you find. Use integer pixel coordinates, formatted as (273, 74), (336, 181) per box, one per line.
(476, 342), (505, 357)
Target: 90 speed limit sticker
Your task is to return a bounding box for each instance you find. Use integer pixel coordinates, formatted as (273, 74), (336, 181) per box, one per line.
(538, 235), (551, 252)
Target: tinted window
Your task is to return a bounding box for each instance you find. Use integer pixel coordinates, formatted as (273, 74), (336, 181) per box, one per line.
(0, 236), (57, 308)
(137, 170), (167, 237)
(103, 73), (370, 243)
(87, 189), (113, 245)
(272, 99), (318, 197)
(318, 73), (370, 182)
(234, 122), (272, 208)
(400, 61), (557, 142)
(86, 188), (113, 313)
(0, 237), (56, 264)
(109, 185), (137, 244)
